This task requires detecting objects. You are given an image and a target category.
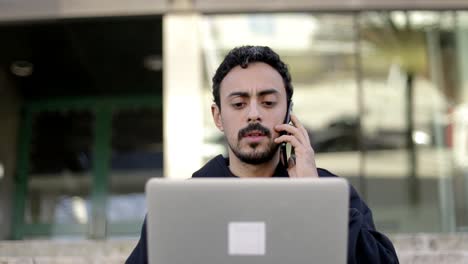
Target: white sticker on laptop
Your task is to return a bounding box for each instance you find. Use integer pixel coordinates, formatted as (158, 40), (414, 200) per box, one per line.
(228, 222), (266, 255)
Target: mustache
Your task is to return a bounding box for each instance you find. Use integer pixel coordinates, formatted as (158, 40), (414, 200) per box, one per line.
(238, 123), (271, 140)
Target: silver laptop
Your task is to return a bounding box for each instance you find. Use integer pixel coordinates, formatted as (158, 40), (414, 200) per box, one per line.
(146, 178), (349, 264)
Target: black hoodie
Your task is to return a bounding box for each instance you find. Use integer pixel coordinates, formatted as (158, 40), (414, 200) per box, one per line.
(126, 155), (399, 264)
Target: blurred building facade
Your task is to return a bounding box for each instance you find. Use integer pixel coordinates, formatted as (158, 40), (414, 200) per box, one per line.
(1, 0), (468, 240)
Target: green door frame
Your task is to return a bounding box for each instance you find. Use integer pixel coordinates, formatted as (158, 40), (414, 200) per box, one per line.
(12, 95), (162, 239)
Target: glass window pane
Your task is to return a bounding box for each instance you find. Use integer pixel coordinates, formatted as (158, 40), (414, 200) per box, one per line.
(107, 108), (163, 232)
(453, 11), (468, 231)
(359, 11), (457, 233)
(201, 13), (360, 181)
(200, 11), (464, 234)
(26, 110), (93, 231)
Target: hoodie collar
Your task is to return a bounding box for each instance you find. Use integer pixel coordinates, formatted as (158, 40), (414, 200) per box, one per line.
(191, 154), (289, 178)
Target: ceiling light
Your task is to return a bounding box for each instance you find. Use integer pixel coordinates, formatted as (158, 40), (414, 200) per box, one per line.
(143, 55), (163, 72)
(10, 60), (34, 77)
(0, 163), (4, 180)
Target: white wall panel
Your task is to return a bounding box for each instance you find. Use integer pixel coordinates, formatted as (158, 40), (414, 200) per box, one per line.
(0, 0), (166, 21)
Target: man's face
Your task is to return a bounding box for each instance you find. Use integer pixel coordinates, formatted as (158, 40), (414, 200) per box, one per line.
(212, 62), (288, 165)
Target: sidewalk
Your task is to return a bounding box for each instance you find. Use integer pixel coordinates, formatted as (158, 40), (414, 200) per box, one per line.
(0, 233), (467, 264)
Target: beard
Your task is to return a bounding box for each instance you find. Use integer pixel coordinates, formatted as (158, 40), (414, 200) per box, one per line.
(228, 123), (279, 165)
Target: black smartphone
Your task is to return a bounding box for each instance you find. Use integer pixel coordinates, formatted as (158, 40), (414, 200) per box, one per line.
(280, 101), (293, 166)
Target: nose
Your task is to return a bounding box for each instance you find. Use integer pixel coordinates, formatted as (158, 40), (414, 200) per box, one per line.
(247, 102), (262, 123)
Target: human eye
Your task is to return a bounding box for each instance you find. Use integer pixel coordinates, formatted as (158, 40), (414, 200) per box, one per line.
(262, 101), (277, 108)
(261, 94), (278, 108)
(231, 100), (246, 109)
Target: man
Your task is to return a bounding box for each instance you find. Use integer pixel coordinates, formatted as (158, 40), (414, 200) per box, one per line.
(126, 46), (399, 263)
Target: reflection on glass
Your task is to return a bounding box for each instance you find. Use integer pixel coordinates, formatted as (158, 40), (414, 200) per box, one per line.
(360, 11), (455, 232)
(26, 110), (93, 225)
(201, 14), (359, 184)
(200, 11), (467, 233)
(453, 11), (468, 231)
(107, 108), (163, 223)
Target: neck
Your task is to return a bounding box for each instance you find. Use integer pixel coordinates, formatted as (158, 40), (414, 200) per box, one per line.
(228, 150), (280, 178)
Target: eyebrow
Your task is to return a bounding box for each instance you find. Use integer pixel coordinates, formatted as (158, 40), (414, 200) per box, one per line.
(227, 88), (280, 98)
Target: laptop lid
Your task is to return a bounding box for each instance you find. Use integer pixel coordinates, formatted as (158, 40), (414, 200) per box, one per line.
(146, 178), (349, 264)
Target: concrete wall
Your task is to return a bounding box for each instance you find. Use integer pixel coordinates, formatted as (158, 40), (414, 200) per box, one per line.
(0, 234), (468, 264)
(2, 0), (468, 22)
(0, 69), (20, 240)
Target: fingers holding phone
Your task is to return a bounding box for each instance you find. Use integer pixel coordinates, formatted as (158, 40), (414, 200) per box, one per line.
(275, 114), (318, 178)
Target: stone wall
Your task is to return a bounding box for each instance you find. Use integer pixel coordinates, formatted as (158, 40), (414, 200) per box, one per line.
(0, 240), (132, 264)
(394, 234), (468, 264)
(0, 233), (467, 264)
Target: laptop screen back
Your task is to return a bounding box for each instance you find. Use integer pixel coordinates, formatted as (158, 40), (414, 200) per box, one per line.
(146, 178), (349, 264)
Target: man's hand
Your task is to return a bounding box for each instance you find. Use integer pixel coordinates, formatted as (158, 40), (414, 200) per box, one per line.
(274, 114), (319, 178)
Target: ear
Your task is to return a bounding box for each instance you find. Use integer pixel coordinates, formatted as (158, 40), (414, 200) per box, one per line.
(211, 103), (224, 132)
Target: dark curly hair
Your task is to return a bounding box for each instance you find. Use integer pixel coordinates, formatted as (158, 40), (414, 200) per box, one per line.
(212, 46), (293, 110)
